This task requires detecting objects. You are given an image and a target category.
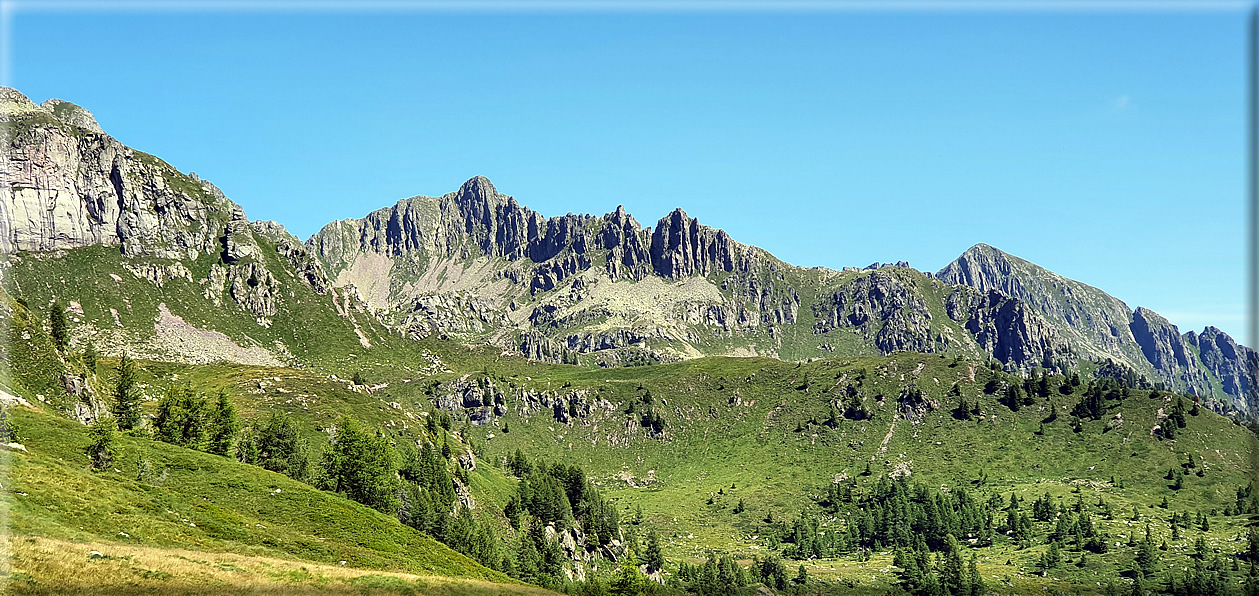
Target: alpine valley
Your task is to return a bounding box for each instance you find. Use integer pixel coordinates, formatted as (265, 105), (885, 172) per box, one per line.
(1, 87), (1256, 595)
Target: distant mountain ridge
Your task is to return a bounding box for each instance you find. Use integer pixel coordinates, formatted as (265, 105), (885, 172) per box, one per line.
(2, 86), (1253, 413)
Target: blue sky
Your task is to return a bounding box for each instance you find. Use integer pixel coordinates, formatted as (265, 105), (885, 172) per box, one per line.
(7, 4), (1251, 343)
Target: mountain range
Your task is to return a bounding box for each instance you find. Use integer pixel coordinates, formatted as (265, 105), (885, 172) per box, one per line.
(2, 86), (1251, 415)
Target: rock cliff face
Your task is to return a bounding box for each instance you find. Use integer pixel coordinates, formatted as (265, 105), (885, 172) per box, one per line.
(1, 88), (231, 259)
(307, 178), (786, 363)
(0, 87), (339, 364)
(936, 244), (1143, 363)
(310, 180), (1251, 409)
(946, 289), (1067, 368)
(1129, 307), (1211, 395)
(811, 269), (936, 354)
(1186, 327), (1258, 411)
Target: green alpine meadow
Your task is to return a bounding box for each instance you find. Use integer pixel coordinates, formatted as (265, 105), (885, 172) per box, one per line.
(0, 85), (1254, 596)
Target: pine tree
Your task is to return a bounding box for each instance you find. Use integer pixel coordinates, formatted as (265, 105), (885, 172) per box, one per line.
(49, 300), (68, 352)
(645, 528), (664, 572)
(207, 390), (240, 456)
(85, 416), (118, 470)
(153, 382), (209, 448)
(113, 353), (141, 431)
(82, 341), (98, 374)
(322, 416), (399, 513)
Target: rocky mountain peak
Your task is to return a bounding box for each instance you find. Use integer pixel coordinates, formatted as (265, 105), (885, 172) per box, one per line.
(40, 98), (105, 134)
(0, 87), (44, 121)
(453, 176), (503, 208)
(649, 208), (751, 280)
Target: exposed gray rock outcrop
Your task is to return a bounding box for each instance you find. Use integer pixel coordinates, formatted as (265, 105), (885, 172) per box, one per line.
(40, 99), (104, 134)
(937, 244), (1141, 362)
(1, 87), (234, 259)
(1186, 327), (1258, 411)
(228, 261), (279, 321)
(251, 220), (330, 295)
(1129, 307), (1211, 395)
(812, 270), (935, 354)
(649, 208), (757, 280)
(947, 289), (1067, 367)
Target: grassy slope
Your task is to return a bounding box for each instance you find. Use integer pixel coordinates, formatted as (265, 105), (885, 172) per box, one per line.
(1, 405), (549, 595)
(431, 352), (1257, 593)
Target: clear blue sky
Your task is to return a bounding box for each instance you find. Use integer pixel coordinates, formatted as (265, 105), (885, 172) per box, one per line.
(7, 4), (1251, 343)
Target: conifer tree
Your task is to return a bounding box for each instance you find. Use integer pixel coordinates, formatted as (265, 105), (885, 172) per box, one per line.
(85, 416), (118, 470)
(207, 390), (240, 456)
(83, 341), (98, 374)
(322, 416), (398, 513)
(941, 534), (969, 594)
(49, 300), (68, 352)
(0, 407), (18, 443)
(113, 353), (141, 431)
(245, 412), (312, 482)
(153, 382), (209, 448)
(645, 528), (664, 572)
(967, 553), (984, 595)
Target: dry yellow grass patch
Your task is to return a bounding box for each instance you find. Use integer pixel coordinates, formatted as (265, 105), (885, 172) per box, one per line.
(1, 535), (557, 595)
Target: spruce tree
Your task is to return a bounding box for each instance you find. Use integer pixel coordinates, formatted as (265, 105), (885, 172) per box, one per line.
(645, 528), (664, 572)
(83, 341), (98, 374)
(207, 390), (240, 457)
(85, 416), (118, 471)
(941, 534), (969, 594)
(967, 553), (984, 595)
(113, 353), (141, 431)
(49, 300), (68, 352)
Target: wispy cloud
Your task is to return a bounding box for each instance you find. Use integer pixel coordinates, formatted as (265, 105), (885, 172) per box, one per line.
(1114, 94), (1131, 110)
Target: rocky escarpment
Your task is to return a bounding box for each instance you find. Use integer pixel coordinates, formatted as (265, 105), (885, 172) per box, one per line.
(8, 88), (1251, 408)
(250, 220), (330, 295)
(1, 87), (337, 360)
(812, 269), (937, 354)
(649, 208), (757, 280)
(1129, 307), (1211, 396)
(2, 88), (230, 259)
(937, 244), (1250, 407)
(1186, 327), (1258, 411)
(308, 177), (782, 362)
(40, 99), (104, 134)
(428, 375), (615, 427)
(309, 177), (765, 289)
(946, 288), (1068, 368)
